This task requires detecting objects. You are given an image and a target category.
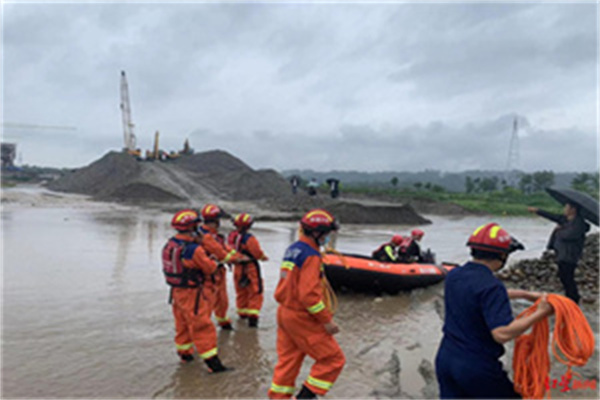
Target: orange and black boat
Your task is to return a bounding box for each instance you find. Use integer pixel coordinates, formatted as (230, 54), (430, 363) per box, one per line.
(322, 252), (457, 294)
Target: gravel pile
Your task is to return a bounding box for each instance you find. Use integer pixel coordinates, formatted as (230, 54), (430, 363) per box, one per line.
(498, 233), (599, 304)
(47, 150), (431, 225)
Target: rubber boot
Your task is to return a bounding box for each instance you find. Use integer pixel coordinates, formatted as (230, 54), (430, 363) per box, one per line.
(220, 322), (234, 331)
(296, 385), (317, 399)
(204, 355), (231, 373)
(179, 353), (194, 363)
(248, 316), (259, 328)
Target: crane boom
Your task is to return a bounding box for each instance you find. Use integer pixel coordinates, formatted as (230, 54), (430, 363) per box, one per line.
(120, 71), (136, 151)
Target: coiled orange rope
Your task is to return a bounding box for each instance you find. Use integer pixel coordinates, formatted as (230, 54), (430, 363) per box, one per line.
(513, 294), (595, 399)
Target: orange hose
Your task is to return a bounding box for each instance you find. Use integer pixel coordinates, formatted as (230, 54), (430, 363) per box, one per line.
(513, 294), (595, 399)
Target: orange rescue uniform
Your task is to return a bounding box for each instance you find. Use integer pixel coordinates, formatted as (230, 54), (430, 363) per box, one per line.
(199, 224), (244, 326)
(268, 235), (346, 398)
(169, 233), (220, 360)
(228, 230), (267, 318)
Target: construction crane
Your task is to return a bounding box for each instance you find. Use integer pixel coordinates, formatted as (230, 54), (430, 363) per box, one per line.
(120, 71), (139, 156)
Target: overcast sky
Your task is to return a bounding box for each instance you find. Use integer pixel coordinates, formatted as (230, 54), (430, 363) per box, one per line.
(2, 1), (598, 172)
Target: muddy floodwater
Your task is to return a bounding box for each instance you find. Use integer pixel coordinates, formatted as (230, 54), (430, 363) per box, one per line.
(2, 192), (598, 398)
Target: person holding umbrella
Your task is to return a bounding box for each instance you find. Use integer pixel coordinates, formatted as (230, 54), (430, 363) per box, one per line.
(527, 187), (598, 305)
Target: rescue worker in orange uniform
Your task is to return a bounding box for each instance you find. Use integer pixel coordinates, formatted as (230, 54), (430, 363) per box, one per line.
(228, 213), (269, 327)
(162, 209), (231, 372)
(199, 204), (247, 330)
(269, 209), (346, 400)
(398, 229), (426, 263)
(372, 234), (404, 262)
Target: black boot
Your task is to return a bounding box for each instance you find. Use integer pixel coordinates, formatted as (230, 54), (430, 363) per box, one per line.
(248, 316), (259, 328)
(296, 385), (317, 399)
(179, 353), (194, 363)
(220, 322), (234, 331)
(204, 355), (232, 373)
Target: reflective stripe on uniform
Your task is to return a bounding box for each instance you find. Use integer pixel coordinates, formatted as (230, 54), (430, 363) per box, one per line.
(175, 342), (193, 351)
(216, 316), (231, 322)
(270, 383), (295, 395)
(307, 300), (325, 314)
(237, 308), (248, 315)
(489, 225), (501, 239)
(385, 245), (396, 260)
(224, 249), (237, 263)
(245, 309), (260, 315)
(199, 347), (218, 359)
(306, 375), (333, 391)
(281, 261), (295, 271)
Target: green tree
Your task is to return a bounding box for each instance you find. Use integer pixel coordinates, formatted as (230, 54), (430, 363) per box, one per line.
(532, 170), (555, 192)
(519, 174), (533, 194)
(424, 182), (432, 190)
(391, 177), (399, 187)
(479, 177), (499, 192)
(413, 182), (423, 190)
(465, 176), (475, 193)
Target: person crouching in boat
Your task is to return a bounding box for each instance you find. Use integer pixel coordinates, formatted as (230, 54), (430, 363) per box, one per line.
(268, 209), (345, 399)
(398, 229), (426, 263)
(372, 235), (404, 262)
(435, 222), (554, 398)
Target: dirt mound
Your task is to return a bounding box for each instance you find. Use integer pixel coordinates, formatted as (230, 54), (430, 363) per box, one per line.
(48, 150), (290, 203)
(498, 233), (599, 304)
(47, 150), (431, 225)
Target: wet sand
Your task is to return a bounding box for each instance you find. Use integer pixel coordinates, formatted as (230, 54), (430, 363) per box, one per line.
(2, 187), (598, 398)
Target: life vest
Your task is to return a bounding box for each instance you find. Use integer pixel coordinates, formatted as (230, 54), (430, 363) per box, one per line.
(229, 230), (263, 293)
(372, 242), (396, 262)
(162, 238), (204, 288)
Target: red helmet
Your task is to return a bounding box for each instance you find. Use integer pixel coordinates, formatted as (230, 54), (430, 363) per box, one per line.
(233, 213), (254, 229)
(411, 229), (425, 239)
(467, 223), (524, 254)
(300, 209), (339, 233)
(201, 204), (225, 222)
(171, 209), (201, 232)
(391, 235), (404, 246)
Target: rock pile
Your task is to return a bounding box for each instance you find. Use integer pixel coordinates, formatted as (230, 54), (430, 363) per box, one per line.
(497, 233), (599, 304)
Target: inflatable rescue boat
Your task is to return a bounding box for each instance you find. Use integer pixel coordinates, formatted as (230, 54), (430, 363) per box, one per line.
(322, 252), (457, 294)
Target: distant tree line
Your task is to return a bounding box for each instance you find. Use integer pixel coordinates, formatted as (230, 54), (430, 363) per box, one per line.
(387, 171), (599, 198)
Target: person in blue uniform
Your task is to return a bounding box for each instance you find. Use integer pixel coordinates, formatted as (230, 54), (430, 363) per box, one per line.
(435, 222), (554, 399)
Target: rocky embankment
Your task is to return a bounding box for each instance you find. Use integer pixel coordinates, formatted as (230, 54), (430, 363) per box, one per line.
(497, 233), (599, 305)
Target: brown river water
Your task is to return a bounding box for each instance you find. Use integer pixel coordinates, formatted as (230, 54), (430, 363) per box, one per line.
(2, 189), (598, 398)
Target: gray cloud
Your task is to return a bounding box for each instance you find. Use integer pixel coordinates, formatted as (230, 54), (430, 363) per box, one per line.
(2, 2), (597, 172)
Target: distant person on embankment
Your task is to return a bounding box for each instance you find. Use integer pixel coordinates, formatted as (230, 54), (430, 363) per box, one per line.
(228, 213), (269, 328)
(372, 235), (404, 262)
(307, 178), (319, 196)
(435, 223), (553, 398)
(161, 209), (231, 373)
(528, 204), (590, 304)
(290, 176), (300, 194)
(198, 204), (248, 330)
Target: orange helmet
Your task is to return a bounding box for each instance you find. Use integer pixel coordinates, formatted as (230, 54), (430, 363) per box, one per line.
(300, 209), (339, 233)
(171, 209), (201, 232)
(391, 235), (404, 246)
(234, 213), (254, 229)
(411, 229), (425, 239)
(466, 223), (524, 254)
(201, 204), (225, 222)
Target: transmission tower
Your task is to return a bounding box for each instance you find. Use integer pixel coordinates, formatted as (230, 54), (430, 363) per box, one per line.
(120, 71), (137, 151)
(504, 117), (520, 187)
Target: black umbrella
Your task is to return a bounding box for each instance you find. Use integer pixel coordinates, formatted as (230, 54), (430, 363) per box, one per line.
(545, 187), (599, 226)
